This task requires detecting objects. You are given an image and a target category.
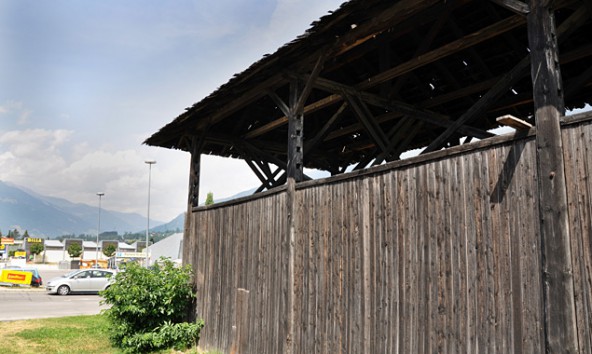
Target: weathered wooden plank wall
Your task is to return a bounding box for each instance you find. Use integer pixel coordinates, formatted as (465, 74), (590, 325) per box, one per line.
(291, 136), (544, 353)
(189, 113), (592, 354)
(562, 117), (592, 354)
(187, 189), (289, 353)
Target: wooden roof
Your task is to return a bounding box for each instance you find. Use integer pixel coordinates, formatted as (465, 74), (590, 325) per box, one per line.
(145, 0), (592, 174)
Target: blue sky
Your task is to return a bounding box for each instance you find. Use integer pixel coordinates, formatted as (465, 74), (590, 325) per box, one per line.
(0, 0), (344, 222)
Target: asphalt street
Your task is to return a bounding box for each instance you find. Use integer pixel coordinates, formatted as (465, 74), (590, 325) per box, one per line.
(0, 268), (107, 322)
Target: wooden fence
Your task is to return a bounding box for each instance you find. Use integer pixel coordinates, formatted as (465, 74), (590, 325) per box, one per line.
(185, 112), (592, 353)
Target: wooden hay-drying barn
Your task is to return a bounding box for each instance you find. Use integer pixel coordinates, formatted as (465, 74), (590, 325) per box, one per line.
(146, 0), (592, 352)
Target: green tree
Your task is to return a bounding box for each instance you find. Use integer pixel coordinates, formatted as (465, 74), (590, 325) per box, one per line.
(205, 192), (214, 206)
(101, 259), (204, 353)
(103, 244), (117, 257)
(23, 230), (30, 239)
(29, 243), (44, 256)
(67, 243), (83, 258)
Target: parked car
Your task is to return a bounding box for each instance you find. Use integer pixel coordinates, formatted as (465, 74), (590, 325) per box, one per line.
(3, 265), (43, 287)
(46, 269), (116, 295)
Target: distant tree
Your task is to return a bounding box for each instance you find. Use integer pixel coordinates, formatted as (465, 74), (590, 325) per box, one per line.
(23, 230), (30, 239)
(67, 243), (83, 258)
(103, 244), (117, 257)
(12, 229), (21, 240)
(205, 192), (214, 206)
(30, 243), (44, 256)
(0, 229), (3, 237)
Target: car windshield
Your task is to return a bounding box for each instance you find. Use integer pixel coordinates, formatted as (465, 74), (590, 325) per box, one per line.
(63, 270), (81, 278)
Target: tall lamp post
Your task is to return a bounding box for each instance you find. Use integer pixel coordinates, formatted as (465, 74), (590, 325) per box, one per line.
(145, 160), (156, 267)
(96, 192), (104, 267)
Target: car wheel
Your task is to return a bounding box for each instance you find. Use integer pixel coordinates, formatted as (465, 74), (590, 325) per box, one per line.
(57, 285), (70, 296)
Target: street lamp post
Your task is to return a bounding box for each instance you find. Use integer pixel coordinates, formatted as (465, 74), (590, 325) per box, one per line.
(145, 160), (156, 267)
(96, 192), (104, 267)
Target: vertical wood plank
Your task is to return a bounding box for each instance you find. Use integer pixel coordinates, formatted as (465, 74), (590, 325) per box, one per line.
(527, 1), (578, 352)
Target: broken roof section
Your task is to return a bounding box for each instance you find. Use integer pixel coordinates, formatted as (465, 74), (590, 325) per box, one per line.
(145, 0), (592, 174)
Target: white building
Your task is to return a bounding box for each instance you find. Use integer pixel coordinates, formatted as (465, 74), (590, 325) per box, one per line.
(148, 233), (183, 264)
(43, 239), (64, 263)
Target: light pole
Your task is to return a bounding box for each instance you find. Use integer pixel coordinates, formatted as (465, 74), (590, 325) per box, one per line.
(96, 192), (104, 267)
(145, 160), (156, 267)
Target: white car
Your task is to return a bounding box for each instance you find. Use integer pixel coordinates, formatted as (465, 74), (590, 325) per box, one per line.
(46, 269), (117, 295)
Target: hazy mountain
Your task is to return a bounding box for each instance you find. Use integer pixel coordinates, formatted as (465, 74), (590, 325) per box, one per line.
(0, 181), (167, 238)
(151, 212), (185, 233)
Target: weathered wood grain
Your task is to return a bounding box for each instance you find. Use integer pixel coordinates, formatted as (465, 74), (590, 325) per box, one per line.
(188, 113), (592, 353)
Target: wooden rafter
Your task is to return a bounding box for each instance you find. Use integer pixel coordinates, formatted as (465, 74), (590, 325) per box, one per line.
(244, 14), (525, 140)
(488, 0), (530, 15)
(422, 3), (589, 154)
(313, 76), (494, 140)
(343, 92), (391, 153)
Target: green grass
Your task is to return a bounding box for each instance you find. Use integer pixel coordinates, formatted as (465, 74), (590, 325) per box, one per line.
(0, 315), (217, 354)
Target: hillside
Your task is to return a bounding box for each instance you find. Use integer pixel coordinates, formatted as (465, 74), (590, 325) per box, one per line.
(0, 181), (167, 238)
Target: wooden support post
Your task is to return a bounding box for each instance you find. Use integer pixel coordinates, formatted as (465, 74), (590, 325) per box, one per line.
(230, 288), (250, 354)
(527, 1), (577, 352)
(285, 178), (296, 354)
(182, 134), (204, 279)
(187, 134), (206, 209)
(287, 80), (304, 182)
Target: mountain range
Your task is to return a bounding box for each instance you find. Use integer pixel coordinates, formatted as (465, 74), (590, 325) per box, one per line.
(0, 180), (173, 238)
(0, 180), (256, 238)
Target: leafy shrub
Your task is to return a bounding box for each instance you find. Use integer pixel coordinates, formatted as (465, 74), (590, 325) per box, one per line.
(67, 243), (83, 258)
(101, 258), (203, 353)
(102, 244), (117, 257)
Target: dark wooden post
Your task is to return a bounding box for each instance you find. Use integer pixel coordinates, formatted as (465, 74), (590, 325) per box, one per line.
(527, 1), (578, 352)
(182, 135), (203, 267)
(230, 288), (250, 354)
(287, 80), (304, 182)
(188, 136), (202, 209)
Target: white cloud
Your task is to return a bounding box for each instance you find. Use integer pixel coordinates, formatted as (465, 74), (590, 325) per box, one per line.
(0, 1), (349, 224)
(0, 100), (32, 125)
(199, 155), (260, 202)
(0, 129), (190, 221)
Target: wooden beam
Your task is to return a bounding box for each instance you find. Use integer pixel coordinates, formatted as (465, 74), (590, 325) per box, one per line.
(187, 131), (208, 208)
(496, 114), (533, 130)
(358, 15), (526, 90)
(293, 52), (326, 115)
(304, 102), (348, 154)
(195, 75), (285, 130)
(267, 90), (291, 117)
(243, 94), (340, 139)
(246, 15), (524, 140)
(489, 0), (530, 15)
(422, 56), (530, 153)
(528, 1), (577, 352)
(313, 76), (494, 140)
(287, 81), (304, 182)
(244, 157), (274, 190)
(343, 92), (391, 153)
(422, 3), (588, 153)
(332, 0), (442, 56)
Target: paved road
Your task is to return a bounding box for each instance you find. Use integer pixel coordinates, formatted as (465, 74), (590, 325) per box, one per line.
(0, 266), (112, 321)
(0, 289), (107, 321)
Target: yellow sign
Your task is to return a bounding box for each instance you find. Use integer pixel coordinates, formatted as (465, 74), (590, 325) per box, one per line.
(0, 245), (4, 250)
(26, 237), (43, 243)
(14, 251), (27, 258)
(0, 270), (33, 285)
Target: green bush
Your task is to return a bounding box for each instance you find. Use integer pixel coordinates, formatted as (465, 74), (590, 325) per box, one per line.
(100, 259), (203, 353)
(67, 243), (83, 258)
